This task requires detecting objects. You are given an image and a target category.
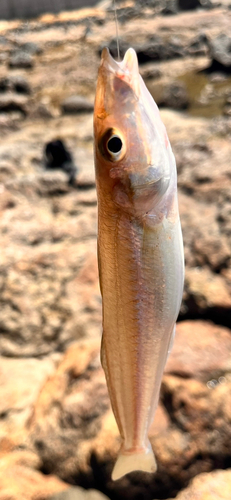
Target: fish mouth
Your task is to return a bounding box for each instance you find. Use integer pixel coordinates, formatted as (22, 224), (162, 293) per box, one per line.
(101, 47), (140, 95)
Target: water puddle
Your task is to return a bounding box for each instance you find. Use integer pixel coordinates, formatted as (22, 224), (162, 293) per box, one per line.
(177, 70), (231, 118)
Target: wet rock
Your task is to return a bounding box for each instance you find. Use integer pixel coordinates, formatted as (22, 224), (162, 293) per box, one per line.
(0, 93), (28, 115)
(174, 469), (231, 500)
(8, 51), (34, 69)
(0, 75), (31, 94)
(0, 450), (68, 500)
(50, 486), (110, 500)
(61, 96), (94, 114)
(209, 34), (231, 72)
(159, 82), (189, 109)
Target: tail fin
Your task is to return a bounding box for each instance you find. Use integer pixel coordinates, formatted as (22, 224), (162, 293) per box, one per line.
(112, 442), (157, 481)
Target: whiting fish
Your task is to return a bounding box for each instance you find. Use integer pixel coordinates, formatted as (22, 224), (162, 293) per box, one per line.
(93, 47), (184, 481)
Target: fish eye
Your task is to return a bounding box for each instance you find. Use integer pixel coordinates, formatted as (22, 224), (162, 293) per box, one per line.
(107, 135), (123, 154)
(99, 128), (125, 162)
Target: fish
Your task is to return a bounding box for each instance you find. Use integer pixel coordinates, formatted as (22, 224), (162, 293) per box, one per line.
(93, 47), (184, 481)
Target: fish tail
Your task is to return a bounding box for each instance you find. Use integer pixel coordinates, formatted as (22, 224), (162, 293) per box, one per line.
(111, 441), (157, 481)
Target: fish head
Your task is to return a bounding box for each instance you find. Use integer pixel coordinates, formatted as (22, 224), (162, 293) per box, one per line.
(94, 48), (174, 215)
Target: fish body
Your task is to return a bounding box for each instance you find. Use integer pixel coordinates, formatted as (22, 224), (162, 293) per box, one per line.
(94, 48), (184, 480)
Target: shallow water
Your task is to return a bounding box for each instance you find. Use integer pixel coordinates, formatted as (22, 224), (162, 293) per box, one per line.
(178, 70), (231, 118)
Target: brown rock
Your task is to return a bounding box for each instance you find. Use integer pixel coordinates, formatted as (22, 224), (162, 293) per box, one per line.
(166, 320), (231, 380)
(179, 192), (230, 271)
(50, 486), (110, 500)
(29, 339), (110, 478)
(0, 356), (58, 440)
(185, 267), (231, 310)
(61, 96), (94, 114)
(0, 93), (29, 115)
(0, 450), (68, 500)
(174, 469), (231, 500)
(28, 338), (172, 498)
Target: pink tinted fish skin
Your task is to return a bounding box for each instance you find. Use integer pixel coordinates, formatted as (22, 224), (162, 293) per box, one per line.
(94, 47), (184, 481)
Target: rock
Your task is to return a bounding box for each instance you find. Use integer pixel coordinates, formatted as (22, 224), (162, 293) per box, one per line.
(0, 75), (31, 94)
(179, 0), (212, 9)
(32, 103), (54, 119)
(209, 34), (231, 72)
(8, 51), (34, 69)
(0, 93), (28, 115)
(0, 356), (58, 439)
(115, 6), (139, 23)
(44, 139), (77, 186)
(159, 82), (189, 109)
(188, 33), (208, 57)
(184, 267), (231, 312)
(50, 486), (110, 500)
(29, 339), (109, 478)
(28, 337), (173, 499)
(27, 325), (231, 499)
(19, 42), (42, 55)
(135, 37), (168, 63)
(0, 219), (98, 356)
(0, 450), (68, 500)
(173, 469), (231, 500)
(61, 96), (94, 114)
(162, 0), (178, 15)
(0, 161), (16, 182)
(140, 63), (162, 80)
(178, 193), (230, 271)
(166, 320), (231, 380)
(167, 36), (186, 58)
(0, 111), (22, 133)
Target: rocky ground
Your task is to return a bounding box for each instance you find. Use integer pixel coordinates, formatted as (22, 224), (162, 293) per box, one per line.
(0, 1), (231, 499)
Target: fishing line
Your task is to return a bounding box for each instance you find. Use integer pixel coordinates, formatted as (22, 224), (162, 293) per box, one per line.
(113, 0), (120, 60)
